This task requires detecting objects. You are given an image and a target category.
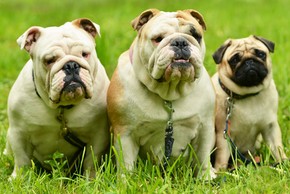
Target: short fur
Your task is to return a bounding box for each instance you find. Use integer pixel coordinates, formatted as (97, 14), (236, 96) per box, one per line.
(5, 18), (110, 178)
(107, 9), (216, 179)
(211, 35), (287, 170)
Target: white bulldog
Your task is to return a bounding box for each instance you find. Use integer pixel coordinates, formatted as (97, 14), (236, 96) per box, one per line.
(107, 9), (216, 179)
(5, 18), (110, 178)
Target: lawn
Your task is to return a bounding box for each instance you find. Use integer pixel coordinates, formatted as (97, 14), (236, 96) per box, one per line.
(0, 0), (289, 193)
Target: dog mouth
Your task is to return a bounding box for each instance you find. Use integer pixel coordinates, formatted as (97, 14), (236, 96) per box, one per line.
(60, 80), (87, 100)
(160, 59), (195, 82)
(49, 62), (93, 105)
(149, 36), (202, 82)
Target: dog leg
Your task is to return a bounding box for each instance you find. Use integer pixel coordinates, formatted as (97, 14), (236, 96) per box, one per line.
(262, 122), (287, 162)
(214, 129), (231, 171)
(193, 123), (217, 179)
(115, 134), (139, 171)
(7, 130), (33, 178)
(83, 131), (110, 177)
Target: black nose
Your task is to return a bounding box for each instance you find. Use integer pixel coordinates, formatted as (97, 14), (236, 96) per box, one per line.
(171, 38), (191, 60)
(245, 59), (254, 66)
(171, 37), (189, 48)
(63, 61), (80, 75)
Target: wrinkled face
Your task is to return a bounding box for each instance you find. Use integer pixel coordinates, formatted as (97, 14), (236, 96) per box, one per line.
(32, 24), (97, 106)
(222, 38), (270, 87)
(135, 11), (205, 83)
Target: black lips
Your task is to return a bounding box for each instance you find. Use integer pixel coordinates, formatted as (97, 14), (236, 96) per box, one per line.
(232, 59), (268, 87)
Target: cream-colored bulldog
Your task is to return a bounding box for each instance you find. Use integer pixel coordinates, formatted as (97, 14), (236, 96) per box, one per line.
(5, 18), (110, 177)
(212, 35), (287, 170)
(107, 9), (216, 179)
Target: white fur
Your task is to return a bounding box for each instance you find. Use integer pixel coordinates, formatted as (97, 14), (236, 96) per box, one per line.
(108, 10), (216, 179)
(5, 19), (110, 178)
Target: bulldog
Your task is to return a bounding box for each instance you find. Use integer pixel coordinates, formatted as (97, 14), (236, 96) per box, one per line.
(107, 9), (216, 179)
(211, 35), (287, 170)
(5, 18), (110, 177)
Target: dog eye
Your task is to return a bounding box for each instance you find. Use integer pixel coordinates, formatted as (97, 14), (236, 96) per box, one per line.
(152, 36), (163, 44)
(228, 54), (240, 67)
(190, 27), (202, 44)
(45, 57), (56, 66)
(255, 49), (266, 60)
(82, 52), (90, 59)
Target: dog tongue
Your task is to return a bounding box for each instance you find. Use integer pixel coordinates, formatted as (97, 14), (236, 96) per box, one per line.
(173, 59), (190, 63)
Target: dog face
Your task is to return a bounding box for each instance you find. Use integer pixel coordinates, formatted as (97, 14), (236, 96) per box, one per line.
(213, 35), (274, 87)
(130, 9), (207, 100)
(17, 18), (101, 108)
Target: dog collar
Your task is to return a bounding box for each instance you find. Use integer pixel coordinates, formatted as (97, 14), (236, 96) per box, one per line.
(57, 107), (87, 175)
(218, 78), (260, 99)
(32, 69), (41, 99)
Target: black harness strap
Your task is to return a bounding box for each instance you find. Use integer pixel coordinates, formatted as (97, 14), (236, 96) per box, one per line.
(57, 107), (86, 149)
(57, 107), (87, 175)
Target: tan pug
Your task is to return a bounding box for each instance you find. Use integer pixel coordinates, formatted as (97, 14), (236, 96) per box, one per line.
(211, 35), (287, 170)
(107, 9), (216, 179)
(5, 18), (110, 177)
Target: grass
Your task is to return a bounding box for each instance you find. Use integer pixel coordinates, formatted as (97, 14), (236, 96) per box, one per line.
(0, 0), (289, 193)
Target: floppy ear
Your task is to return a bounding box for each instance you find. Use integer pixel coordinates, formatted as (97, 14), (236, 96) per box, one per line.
(72, 18), (101, 38)
(184, 9), (206, 30)
(131, 9), (160, 31)
(17, 26), (43, 52)
(253, 35), (275, 53)
(212, 40), (232, 64)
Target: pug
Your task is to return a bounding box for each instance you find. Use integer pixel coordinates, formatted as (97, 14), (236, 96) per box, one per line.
(5, 18), (110, 177)
(107, 9), (216, 179)
(212, 35), (287, 170)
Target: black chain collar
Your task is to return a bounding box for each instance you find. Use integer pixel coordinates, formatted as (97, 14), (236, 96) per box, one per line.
(163, 101), (175, 170)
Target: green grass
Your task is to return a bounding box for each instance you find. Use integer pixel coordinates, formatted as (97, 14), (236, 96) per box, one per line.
(0, 0), (289, 193)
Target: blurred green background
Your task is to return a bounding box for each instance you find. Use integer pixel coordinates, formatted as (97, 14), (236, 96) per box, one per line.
(0, 0), (289, 192)
(1, 0), (288, 147)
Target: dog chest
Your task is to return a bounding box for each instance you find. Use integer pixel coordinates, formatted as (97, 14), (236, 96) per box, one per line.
(133, 114), (201, 160)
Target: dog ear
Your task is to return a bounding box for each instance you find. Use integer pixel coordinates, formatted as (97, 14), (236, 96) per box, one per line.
(72, 18), (101, 38)
(253, 35), (275, 53)
(131, 9), (160, 31)
(212, 40), (232, 64)
(17, 26), (43, 52)
(184, 9), (206, 31)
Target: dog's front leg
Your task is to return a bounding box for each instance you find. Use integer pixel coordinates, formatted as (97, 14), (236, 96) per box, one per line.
(262, 122), (287, 162)
(6, 130), (33, 178)
(214, 128), (231, 171)
(192, 122), (216, 179)
(115, 134), (139, 172)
